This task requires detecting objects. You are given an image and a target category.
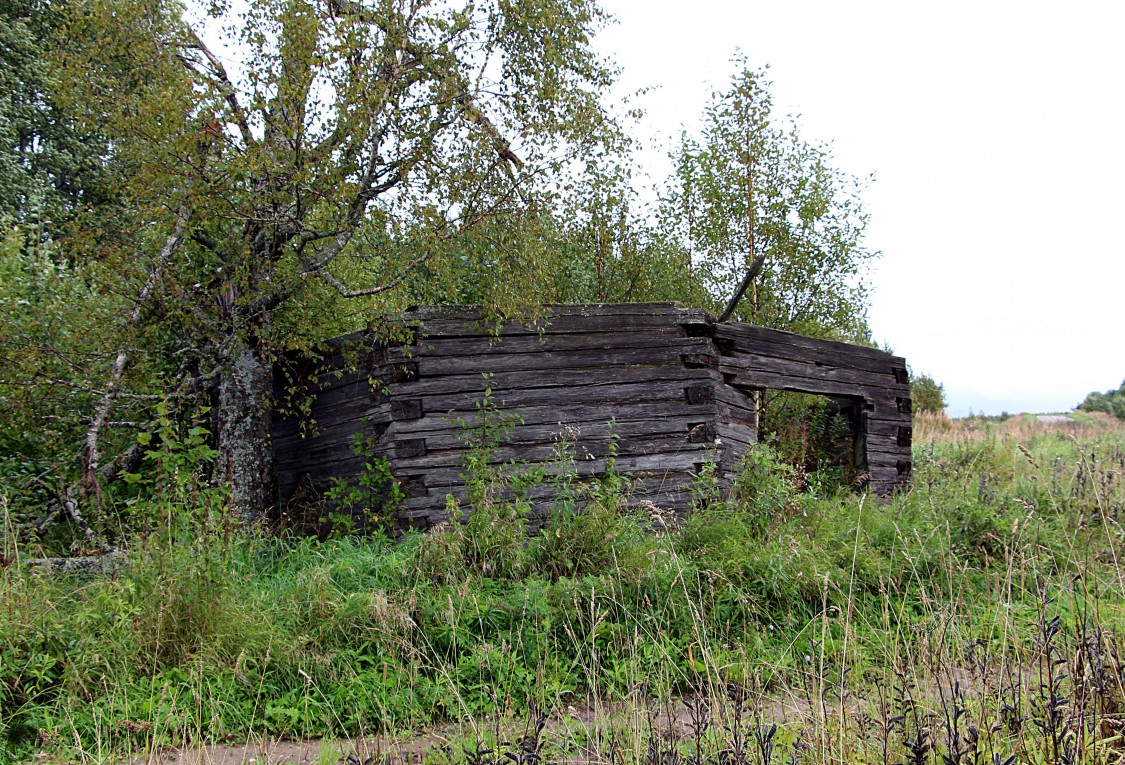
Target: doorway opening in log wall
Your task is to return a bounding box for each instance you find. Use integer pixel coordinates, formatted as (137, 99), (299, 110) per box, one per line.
(756, 390), (865, 492)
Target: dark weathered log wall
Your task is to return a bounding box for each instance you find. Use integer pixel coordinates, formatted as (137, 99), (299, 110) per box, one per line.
(274, 304), (751, 531)
(272, 303), (911, 532)
(712, 323), (912, 493)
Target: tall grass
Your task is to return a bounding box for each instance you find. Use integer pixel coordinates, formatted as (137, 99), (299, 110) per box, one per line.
(1, 417), (1123, 763)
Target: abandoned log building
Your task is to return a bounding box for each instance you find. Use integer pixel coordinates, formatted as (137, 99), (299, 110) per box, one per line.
(272, 303), (913, 531)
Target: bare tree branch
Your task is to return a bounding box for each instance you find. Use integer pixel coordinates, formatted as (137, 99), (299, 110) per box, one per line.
(182, 23), (256, 148)
(8, 376), (162, 399)
(82, 209), (189, 505)
(314, 248), (436, 298)
(33, 476), (111, 552)
(457, 92), (524, 171)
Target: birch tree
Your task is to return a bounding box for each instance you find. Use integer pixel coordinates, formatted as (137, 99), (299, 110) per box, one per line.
(52, 0), (620, 525)
(661, 62), (874, 340)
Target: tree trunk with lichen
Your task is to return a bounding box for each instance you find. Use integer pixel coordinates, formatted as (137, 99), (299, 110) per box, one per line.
(216, 339), (275, 527)
(54, 0), (621, 536)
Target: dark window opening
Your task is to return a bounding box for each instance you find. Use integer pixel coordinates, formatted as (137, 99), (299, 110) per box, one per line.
(757, 390), (863, 492)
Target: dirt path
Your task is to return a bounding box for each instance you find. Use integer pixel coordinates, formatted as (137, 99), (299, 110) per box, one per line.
(122, 695), (810, 765)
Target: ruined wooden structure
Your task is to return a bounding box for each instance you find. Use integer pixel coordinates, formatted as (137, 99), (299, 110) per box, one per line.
(272, 303), (912, 531)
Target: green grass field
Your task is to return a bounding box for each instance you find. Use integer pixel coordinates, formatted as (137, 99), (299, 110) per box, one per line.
(3, 413), (1124, 764)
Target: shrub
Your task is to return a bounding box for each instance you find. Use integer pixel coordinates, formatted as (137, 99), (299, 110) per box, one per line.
(911, 372), (947, 414)
(729, 443), (801, 537)
(1078, 378), (1125, 419)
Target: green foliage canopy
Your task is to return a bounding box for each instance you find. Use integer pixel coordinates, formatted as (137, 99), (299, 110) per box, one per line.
(391, 161), (701, 313)
(911, 372), (947, 415)
(7, 0), (627, 525)
(659, 61), (874, 340)
(0, 0), (112, 228)
(1078, 379), (1125, 420)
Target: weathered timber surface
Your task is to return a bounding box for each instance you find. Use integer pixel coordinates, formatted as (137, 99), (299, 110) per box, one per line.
(272, 303), (912, 533)
(713, 321), (911, 493)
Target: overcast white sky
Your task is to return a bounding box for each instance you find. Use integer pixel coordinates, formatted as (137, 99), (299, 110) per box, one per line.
(594, 0), (1125, 416)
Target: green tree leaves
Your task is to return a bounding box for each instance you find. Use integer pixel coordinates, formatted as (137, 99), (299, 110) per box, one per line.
(911, 373), (947, 415)
(659, 62), (874, 340)
(2, 0), (891, 534)
(0, 0), (114, 229)
(1078, 379), (1125, 420)
(42, 0), (629, 522)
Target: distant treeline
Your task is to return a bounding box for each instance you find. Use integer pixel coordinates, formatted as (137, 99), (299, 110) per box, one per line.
(1079, 379), (1125, 419)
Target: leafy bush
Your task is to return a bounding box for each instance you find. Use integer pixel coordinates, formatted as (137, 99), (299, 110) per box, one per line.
(910, 372), (947, 414)
(729, 443), (801, 536)
(1078, 378), (1125, 419)
(531, 495), (648, 581)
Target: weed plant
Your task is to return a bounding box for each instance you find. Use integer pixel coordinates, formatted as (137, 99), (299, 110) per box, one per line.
(1, 417), (1124, 763)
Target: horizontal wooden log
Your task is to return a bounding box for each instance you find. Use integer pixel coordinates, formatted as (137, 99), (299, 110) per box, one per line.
(276, 439), (365, 471)
(864, 411), (913, 425)
(713, 383), (755, 412)
(866, 401), (913, 421)
(396, 397), (720, 434)
(719, 415), (758, 439)
(275, 352), (402, 393)
(288, 375), (387, 411)
(865, 431), (900, 449)
(273, 402), (392, 447)
(387, 327), (689, 359)
(720, 367), (900, 402)
(393, 447), (722, 490)
(867, 456), (910, 470)
(716, 420), (758, 447)
(386, 414), (722, 454)
(385, 405), (722, 448)
(272, 404), (382, 447)
(714, 323), (906, 368)
(385, 363), (717, 399)
(717, 414), (756, 437)
(717, 342), (906, 379)
(274, 344), (374, 380)
(413, 378), (718, 415)
(390, 435), (717, 472)
(412, 338), (715, 377)
(864, 419), (913, 439)
(275, 417), (388, 455)
(719, 353), (907, 394)
(277, 464), (360, 495)
(276, 391), (394, 422)
(274, 427), (382, 465)
(866, 448), (908, 463)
